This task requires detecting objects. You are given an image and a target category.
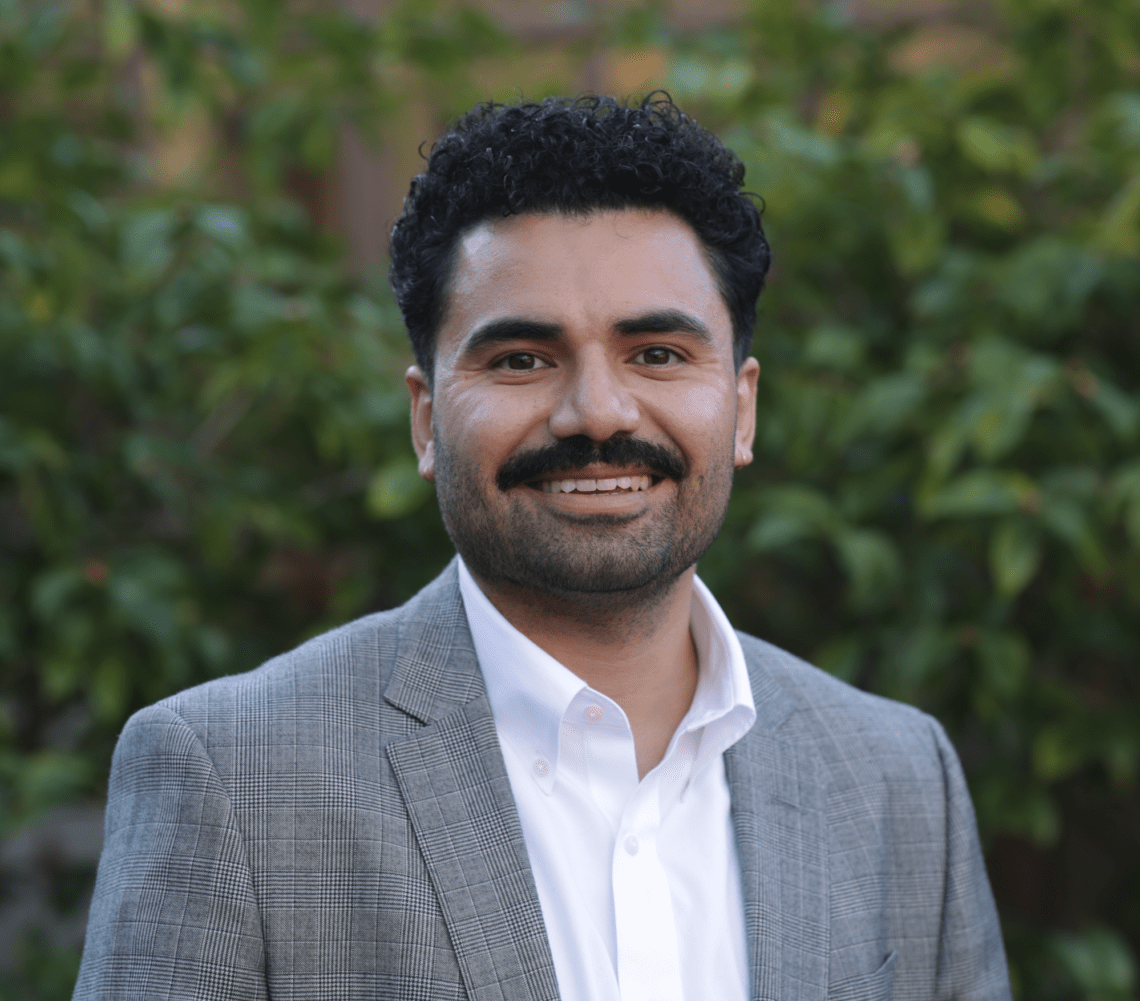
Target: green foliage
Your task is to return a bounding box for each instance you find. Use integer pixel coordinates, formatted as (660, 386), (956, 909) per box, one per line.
(0, 0), (474, 890)
(2, 0), (1139, 997)
(680, 0), (1140, 994)
(0, 930), (82, 1001)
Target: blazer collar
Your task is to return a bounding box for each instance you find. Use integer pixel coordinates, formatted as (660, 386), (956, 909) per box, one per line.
(383, 559), (487, 724)
(383, 558), (560, 1001)
(725, 641), (830, 1001)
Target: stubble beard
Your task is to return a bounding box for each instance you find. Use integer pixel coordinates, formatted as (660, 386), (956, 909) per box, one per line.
(432, 433), (734, 608)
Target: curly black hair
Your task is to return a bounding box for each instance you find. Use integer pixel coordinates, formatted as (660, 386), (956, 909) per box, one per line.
(388, 93), (771, 379)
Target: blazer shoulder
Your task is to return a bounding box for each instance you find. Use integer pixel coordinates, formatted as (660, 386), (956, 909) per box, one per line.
(737, 630), (926, 720)
(147, 561), (466, 738)
(736, 630), (944, 776)
(157, 603), (403, 722)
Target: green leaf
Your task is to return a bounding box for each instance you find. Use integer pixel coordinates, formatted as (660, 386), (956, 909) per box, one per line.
(365, 458), (432, 520)
(957, 116), (1038, 175)
(975, 628), (1030, 700)
(90, 656), (129, 724)
(965, 392), (1035, 462)
(746, 485), (835, 550)
(102, 0), (138, 58)
(996, 238), (1102, 332)
(14, 751), (96, 821)
(1038, 495), (1107, 572)
(989, 518), (1041, 598)
(1094, 173), (1140, 255)
(925, 419), (969, 482)
(1110, 460), (1140, 547)
(23, 0), (67, 55)
(0, 228), (33, 279)
(920, 469), (1038, 519)
(68, 189), (111, 233)
(30, 566), (85, 621)
(802, 324), (864, 371)
(1033, 725), (1086, 782)
(961, 187), (1025, 231)
(887, 209), (943, 276)
(882, 624), (956, 695)
(812, 635), (862, 683)
(832, 527), (901, 608)
(121, 209), (175, 283)
(834, 372), (925, 444)
(195, 205), (249, 250)
(41, 656), (84, 703)
(1053, 927), (1135, 998)
(1088, 377), (1140, 441)
(1109, 460), (1140, 504)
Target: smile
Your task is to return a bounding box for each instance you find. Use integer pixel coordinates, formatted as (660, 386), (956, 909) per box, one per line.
(535, 475), (653, 494)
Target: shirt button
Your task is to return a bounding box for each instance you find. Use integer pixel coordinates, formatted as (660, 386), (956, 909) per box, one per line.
(623, 834), (640, 856)
(533, 757), (550, 777)
(584, 705), (604, 722)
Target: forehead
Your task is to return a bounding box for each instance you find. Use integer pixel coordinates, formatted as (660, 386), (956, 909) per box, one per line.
(438, 209), (732, 354)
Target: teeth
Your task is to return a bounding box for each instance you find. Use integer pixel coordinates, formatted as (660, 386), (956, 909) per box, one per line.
(540, 475), (651, 494)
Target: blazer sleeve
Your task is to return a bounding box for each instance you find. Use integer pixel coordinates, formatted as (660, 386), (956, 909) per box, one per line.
(74, 704), (267, 1001)
(930, 719), (1012, 1001)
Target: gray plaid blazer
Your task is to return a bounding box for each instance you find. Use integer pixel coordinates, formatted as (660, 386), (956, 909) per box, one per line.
(75, 561), (1011, 1000)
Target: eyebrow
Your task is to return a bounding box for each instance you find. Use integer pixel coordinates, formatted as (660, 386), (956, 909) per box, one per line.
(614, 309), (712, 344)
(460, 308), (713, 358)
(460, 318), (563, 357)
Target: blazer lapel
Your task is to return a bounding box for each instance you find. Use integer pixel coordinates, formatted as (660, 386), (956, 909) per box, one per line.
(384, 563), (560, 1001)
(726, 650), (829, 1001)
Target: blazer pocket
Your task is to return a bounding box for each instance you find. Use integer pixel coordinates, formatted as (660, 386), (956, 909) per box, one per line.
(827, 951), (898, 1001)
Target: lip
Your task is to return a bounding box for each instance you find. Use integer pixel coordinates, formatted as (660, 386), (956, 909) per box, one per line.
(517, 469), (669, 515)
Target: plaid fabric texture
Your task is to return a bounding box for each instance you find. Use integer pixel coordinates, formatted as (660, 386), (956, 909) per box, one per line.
(75, 560), (1010, 1000)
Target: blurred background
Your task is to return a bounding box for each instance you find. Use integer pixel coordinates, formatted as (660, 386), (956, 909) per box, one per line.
(2, 0), (1139, 997)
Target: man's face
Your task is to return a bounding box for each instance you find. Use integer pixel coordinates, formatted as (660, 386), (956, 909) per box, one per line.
(407, 209), (760, 600)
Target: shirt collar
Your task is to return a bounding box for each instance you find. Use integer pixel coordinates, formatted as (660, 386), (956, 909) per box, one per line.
(681, 574), (757, 780)
(457, 557), (756, 794)
(458, 558), (582, 794)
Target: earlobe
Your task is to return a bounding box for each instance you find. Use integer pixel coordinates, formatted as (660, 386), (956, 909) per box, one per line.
(406, 365), (436, 482)
(418, 441), (435, 482)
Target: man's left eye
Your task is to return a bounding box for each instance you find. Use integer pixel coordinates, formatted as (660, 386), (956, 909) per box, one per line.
(637, 347), (679, 366)
(498, 353), (550, 370)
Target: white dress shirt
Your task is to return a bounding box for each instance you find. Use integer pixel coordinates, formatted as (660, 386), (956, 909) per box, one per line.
(457, 558), (756, 1001)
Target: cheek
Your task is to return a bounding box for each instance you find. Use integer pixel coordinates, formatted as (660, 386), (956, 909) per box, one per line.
(438, 386), (553, 465)
(647, 381), (738, 446)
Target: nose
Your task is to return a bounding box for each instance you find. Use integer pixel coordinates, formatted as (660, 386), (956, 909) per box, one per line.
(548, 345), (640, 442)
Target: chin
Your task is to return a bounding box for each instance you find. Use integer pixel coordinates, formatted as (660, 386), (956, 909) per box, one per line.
(462, 532), (710, 600)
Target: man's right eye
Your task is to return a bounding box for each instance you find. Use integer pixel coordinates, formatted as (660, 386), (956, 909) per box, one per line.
(498, 353), (549, 370)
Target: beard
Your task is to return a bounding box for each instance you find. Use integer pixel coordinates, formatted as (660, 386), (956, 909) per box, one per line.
(432, 432), (734, 600)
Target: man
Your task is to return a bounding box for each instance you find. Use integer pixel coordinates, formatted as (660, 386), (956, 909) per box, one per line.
(76, 95), (1011, 1000)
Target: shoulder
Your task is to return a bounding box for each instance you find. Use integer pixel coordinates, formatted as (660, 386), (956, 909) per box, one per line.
(159, 604), (407, 727)
(736, 630), (950, 781)
(118, 562), (465, 758)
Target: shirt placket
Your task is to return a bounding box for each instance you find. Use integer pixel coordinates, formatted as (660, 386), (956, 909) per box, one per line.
(612, 774), (684, 1001)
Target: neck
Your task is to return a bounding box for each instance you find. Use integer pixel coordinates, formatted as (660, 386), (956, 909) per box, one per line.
(469, 565), (700, 778)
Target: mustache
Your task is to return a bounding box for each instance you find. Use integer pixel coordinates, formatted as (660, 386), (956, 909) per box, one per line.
(496, 436), (687, 491)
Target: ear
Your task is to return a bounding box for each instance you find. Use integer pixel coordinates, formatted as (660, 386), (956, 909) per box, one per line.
(406, 365), (435, 482)
(734, 356), (760, 469)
